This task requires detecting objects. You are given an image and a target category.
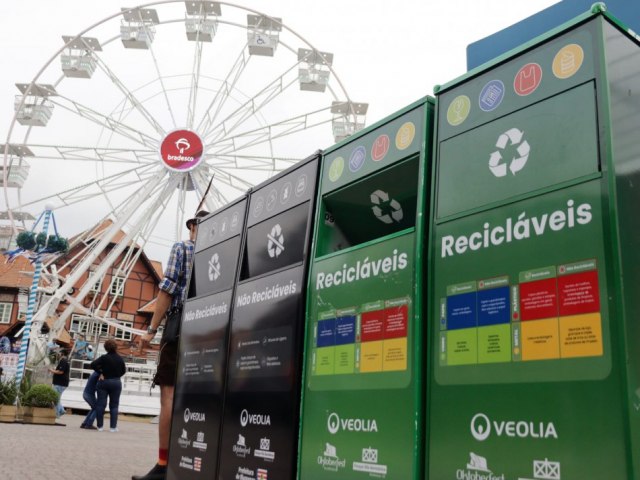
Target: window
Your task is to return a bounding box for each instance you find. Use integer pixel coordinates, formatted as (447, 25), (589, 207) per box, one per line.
(70, 314), (108, 337)
(0, 302), (12, 324)
(89, 277), (102, 293)
(114, 321), (133, 341)
(110, 277), (126, 297)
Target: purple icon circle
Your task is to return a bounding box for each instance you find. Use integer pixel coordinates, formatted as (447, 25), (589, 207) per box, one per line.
(479, 80), (505, 112)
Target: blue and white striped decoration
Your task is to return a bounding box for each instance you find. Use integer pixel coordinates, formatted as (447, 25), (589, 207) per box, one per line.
(14, 209), (52, 390)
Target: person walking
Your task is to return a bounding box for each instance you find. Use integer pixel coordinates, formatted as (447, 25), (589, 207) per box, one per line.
(91, 339), (126, 432)
(49, 349), (70, 418)
(80, 370), (100, 429)
(132, 209), (207, 480)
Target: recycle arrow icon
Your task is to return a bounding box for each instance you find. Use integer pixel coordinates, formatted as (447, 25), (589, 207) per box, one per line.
(488, 127), (530, 178)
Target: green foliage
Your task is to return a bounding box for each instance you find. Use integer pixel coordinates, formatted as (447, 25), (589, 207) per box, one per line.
(36, 232), (48, 247)
(22, 384), (59, 408)
(16, 231), (36, 250)
(14, 231), (68, 253)
(47, 235), (69, 253)
(0, 378), (18, 405)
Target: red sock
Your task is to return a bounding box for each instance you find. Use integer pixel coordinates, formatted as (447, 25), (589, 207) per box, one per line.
(158, 448), (168, 466)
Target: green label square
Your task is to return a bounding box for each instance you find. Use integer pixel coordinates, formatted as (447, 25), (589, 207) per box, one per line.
(334, 344), (356, 374)
(315, 347), (335, 375)
(446, 329), (478, 365)
(478, 324), (512, 364)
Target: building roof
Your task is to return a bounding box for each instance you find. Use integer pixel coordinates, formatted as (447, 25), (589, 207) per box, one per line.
(0, 256), (34, 289)
(137, 298), (157, 314)
(65, 218), (163, 282)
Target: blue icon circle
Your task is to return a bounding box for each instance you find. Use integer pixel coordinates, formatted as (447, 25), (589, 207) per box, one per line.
(479, 80), (505, 112)
(348, 146), (367, 172)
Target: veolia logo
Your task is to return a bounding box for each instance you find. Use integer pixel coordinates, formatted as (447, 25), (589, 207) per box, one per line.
(160, 129), (204, 172)
(240, 409), (271, 427)
(327, 412), (378, 435)
(470, 413), (558, 442)
(470, 413), (491, 441)
(327, 413), (340, 434)
(183, 408), (206, 423)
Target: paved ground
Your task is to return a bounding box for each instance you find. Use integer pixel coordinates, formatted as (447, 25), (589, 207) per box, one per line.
(0, 413), (158, 480)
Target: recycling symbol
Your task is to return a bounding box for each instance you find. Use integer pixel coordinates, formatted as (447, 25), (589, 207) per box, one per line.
(489, 128), (530, 177)
(370, 189), (403, 224)
(208, 253), (221, 282)
(267, 224), (285, 258)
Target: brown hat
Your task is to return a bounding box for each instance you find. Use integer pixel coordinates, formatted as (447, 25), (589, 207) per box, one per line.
(186, 210), (209, 229)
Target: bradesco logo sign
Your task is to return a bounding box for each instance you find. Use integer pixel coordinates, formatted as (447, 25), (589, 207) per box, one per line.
(160, 129), (204, 172)
(470, 413), (557, 442)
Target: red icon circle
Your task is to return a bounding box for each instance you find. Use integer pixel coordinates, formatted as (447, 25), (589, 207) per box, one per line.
(160, 129), (204, 172)
(513, 63), (543, 96)
(371, 134), (390, 162)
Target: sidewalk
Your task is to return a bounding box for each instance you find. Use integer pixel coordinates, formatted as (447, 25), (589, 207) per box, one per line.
(0, 413), (157, 480)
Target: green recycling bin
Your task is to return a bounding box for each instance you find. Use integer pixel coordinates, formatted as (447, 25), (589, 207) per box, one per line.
(428, 6), (640, 479)
(298, 97), (434, 479)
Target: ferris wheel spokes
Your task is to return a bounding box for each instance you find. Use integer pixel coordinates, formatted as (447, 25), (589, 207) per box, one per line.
(48, 94), (159, 150)
(48, 171), (180, 339)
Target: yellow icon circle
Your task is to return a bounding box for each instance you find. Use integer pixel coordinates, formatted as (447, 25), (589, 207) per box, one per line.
(395, 122), (416, 150)
(552, 44), (584, 79)
(446, 95), (471, 126)
(514, 347), (520, 355)
(328, 156), (344, 182)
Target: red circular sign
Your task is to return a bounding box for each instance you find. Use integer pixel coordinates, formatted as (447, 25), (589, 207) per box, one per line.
(160, 129), (204, 172)
(371, 134), (390, 162)
(513, 63), (543, 96)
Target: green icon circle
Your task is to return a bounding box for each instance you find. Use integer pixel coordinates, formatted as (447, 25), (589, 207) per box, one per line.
(447, 95), (471, 126)
(328, 156), (345, 182)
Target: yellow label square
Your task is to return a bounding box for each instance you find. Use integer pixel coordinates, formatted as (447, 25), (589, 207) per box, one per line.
(521, 318), (560, 361)
(383, 337), (407, 372)
(360, 341), (383, 373)
(560, 313), (603, 358)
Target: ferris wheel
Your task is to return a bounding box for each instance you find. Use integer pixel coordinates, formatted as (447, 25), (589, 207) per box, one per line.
(1, 1), (368, 342)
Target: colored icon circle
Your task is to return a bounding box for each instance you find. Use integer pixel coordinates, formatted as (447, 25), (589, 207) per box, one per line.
(396, 122), (416, 150)
(253, 197), (264, 217)
(446, 96), (471, 126)
(514, 63), (542, 96)
(348, 146), (367, 172)
(371, 134), (390, 162)
(552, 44), (584, 79)
(479, 80), (505, 112)
(328, 156), (344, 182)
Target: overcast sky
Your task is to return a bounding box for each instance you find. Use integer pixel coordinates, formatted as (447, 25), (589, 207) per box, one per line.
(0, 0), (559, 128)
(0, 0), (560, 263)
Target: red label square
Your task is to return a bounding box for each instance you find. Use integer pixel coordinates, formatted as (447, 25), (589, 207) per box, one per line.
(361, 310), (385, 342)
(519, 278), (558, 321)
(384, 305), (408, 339)
(558, 270), (600, 316)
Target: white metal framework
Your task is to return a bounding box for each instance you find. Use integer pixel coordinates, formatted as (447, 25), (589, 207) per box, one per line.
(1, 2), (367, 353)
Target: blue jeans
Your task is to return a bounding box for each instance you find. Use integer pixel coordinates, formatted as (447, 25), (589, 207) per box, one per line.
(81, 371), (99, 427)
(52, 385), (67, 417)
(96, 378), (122, 429)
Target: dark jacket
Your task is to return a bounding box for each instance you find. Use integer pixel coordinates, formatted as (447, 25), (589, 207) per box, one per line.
(52, 357), (70, 387)
(90, 351), (126, 380)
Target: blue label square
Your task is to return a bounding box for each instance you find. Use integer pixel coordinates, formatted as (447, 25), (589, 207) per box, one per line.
(335, 316), (356, 345)
(478, 286), (510, 327)
(446, 292), (477, 330)
(317, 319), (335, 347)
